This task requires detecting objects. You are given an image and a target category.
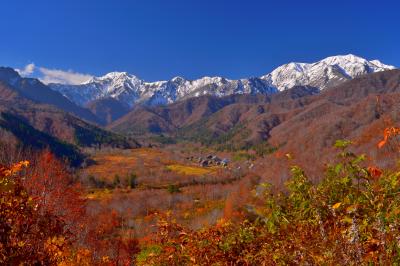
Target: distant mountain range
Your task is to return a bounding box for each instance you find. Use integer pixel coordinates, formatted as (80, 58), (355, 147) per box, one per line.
(49, 54), (395, 110)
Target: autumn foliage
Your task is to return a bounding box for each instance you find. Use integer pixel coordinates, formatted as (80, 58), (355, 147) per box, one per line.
(23, 151), (86, 236)
(3, 126), (400, 265)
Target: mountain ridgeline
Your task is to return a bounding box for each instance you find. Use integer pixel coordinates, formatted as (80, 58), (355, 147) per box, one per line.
(49, 54), (394, 117)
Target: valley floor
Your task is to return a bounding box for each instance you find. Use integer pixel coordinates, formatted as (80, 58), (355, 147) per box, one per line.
(79, 145), (257, 238)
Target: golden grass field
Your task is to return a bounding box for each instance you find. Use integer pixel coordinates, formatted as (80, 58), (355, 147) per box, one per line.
(166, 164), (215, 175)
(82, 148), (218, 182)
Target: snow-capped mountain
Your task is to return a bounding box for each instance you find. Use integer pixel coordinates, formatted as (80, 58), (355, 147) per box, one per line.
(50, 72), (145, 107)
(50, 74), (277, 107)
(49, 54), (395, 107)
(261, 54), (395, 90)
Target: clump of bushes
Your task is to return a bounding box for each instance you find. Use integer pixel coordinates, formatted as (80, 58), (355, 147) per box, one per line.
(167, 184), (181, 194)
(87, 172), (138, 189)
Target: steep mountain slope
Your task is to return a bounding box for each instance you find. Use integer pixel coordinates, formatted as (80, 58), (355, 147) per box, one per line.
(256, 69), (400, 185)
(0, 80), (138, 165)
(0, 67), (101, 124)
(49, 55), (394, 110)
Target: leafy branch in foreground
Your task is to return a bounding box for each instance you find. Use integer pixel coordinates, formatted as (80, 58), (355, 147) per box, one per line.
(0, 161), (70, 265)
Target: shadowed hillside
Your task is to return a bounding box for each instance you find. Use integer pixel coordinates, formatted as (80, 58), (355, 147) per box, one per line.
(0, 79), (139, 166)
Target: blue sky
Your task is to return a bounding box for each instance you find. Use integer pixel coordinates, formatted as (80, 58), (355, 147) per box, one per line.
(1, 0), (399, 83)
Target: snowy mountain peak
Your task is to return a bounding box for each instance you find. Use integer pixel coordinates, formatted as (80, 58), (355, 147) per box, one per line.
(171, 76), (186, 82)
(49, 55), (396, 107)
(261, 54), (395, 91)
(85, 71), (140, 84)
(102, 71), (130, 79)
(323, 54), (362, 63)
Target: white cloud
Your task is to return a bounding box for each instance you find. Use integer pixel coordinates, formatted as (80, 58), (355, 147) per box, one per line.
(15, 63), (93, 85)
(16, 63), (36, 76)
(38, 67), (93, 85)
